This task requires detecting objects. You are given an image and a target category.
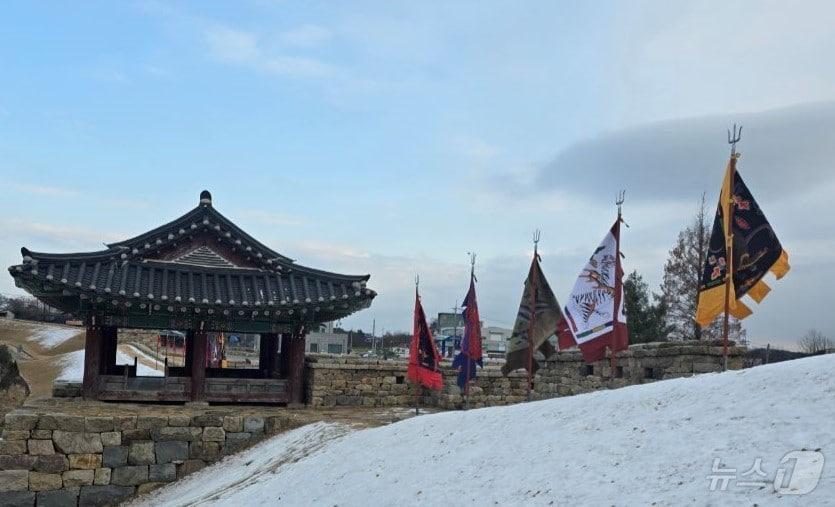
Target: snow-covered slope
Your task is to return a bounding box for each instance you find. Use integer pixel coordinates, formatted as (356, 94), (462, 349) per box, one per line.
(29, 325), (81, 349)
(137, 355), (835, 506)
(57, 349), (163, 380)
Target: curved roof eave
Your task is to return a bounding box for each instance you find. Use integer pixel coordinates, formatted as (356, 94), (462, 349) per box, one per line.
(106, 204), (294, 263)
(15, 191), (372, 284)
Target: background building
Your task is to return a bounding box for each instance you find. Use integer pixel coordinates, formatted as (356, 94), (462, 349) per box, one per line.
(307, 322), (349, 355)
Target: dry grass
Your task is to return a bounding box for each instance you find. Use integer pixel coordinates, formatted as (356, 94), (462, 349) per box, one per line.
(0, 319), (84, 399)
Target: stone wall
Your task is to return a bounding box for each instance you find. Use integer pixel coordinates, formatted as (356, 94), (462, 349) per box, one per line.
(0, 409), (288, 506)
(0, 345), (30, 414)
(306, 341), (745, 409)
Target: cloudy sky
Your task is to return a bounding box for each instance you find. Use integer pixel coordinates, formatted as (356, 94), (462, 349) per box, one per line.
(1, 1), (833, 349)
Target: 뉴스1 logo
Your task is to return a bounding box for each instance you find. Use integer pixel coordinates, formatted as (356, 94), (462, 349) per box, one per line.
(708, 450), (825, 495)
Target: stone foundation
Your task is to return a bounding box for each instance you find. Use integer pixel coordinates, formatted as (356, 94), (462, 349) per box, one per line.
(306, 341), (745, 408)
(0, 408), (290, 506)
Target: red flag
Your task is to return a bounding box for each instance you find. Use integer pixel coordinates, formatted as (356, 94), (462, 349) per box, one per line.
(556, 318), (575, 351)
(408, 288), (444, 390)
(461, 272), (482, 363)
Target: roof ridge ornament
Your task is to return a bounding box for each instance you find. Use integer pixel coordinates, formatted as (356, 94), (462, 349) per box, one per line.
(199, 190), (212, 206)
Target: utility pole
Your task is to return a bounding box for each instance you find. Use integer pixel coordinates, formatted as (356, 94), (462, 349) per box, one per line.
(451, 302), (461, 357)
(372, 318), (376, 353)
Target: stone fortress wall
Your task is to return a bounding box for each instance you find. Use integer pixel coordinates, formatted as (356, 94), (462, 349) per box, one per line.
(306, 341), (745, 409)
(0, 409), (289, 506)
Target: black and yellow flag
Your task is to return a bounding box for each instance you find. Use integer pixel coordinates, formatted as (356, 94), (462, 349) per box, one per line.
(695, 155), (790, 327)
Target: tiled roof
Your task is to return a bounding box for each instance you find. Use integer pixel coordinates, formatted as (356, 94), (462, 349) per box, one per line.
(8, 191), (375, 325)
(174, 246), (237, 268)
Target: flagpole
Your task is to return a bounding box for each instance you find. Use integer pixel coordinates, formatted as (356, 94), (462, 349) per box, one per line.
(723, 125), (741, 371)
(464, 253), (476, 410)
(527, 230), (540, 402)
(414, 275), (421, 415)
(612, 191), (625, 377)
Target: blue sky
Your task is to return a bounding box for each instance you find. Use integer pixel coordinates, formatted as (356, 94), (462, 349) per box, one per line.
(2, 1), (834, 348)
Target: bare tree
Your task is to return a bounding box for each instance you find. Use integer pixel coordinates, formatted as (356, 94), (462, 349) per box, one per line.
(798, 329), (833, 354)
(660, 195), (745, 342)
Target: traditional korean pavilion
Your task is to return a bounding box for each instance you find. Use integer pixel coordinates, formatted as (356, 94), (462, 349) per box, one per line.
(8, 190), (375, 404)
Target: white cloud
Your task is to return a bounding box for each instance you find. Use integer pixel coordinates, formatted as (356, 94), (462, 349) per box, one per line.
(452, 135), (499, 162)
(235, 209), (306, 227)
(6, 183), (78, 197)
(0, 219), (123, 249)
(611, 1), (835, 123)
(205, 25), (338, 79)
(279, 24), (332, 48)
(289, 240), (371, 261)
(144, 65), (170, 77)
(89, 68), (130, 84)
(206, 26), (260, 64)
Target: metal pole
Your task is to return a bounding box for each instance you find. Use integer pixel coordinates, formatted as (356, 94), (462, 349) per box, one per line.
(611, 191), (626, 377)
(723, 125), (741, 371)
(463, 253), (478, 410)
(414, 277), (420, 415)
(414, 382), (420, 415)
(527, 230), (541, 402)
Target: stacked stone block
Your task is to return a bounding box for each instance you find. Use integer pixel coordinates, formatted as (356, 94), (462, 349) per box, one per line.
(306, 341), (746, 409)
(0, 411), (287, 506)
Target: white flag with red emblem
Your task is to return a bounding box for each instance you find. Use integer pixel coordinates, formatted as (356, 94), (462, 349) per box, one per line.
(561, 218), (628, 363)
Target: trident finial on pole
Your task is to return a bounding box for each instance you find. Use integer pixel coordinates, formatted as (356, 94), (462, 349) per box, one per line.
(467, 251), (477, 279)
(415, 274), (420, 291)
(728, 123), (742, 157)
(532, 229), (541, 254)
(616, 190), (626, 218)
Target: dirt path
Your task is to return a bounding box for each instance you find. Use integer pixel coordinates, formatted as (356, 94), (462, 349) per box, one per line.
(0, 319), (84, 399)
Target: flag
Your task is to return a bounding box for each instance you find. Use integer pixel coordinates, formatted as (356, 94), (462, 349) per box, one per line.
(562, 218), (628, 363)
(453, 272), (483, 390)
(408, 288), (444, 390)
(695, 156), (790, 326)
(501, 252), (566, 376)
(452, 335), (480, 390)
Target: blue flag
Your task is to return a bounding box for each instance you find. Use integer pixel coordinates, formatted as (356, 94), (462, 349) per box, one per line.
(452, 335), (482, 390)
(453, 271), (483, 391)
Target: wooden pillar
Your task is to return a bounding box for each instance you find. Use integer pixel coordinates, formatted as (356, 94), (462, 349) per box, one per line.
(184, 330), (195, 370)
(259, 333), (279, 378)
(284, 331), (307, 405)
(82, 325), (102, 399)
(259, 333), (269, 376)
(101, 326), (118, 375)
(190, 329), (207, 401)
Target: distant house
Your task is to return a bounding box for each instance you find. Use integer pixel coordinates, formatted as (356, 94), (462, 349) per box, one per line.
(484, 326), (511, 355)
(307, 322), (349, 354)
(0, 310), (14, 320)
(436, 324), (512, 358)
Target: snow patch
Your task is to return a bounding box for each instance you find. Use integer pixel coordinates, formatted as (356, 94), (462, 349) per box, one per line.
(30, 326), (81, 349)
(57, 350), (85, 381)
(58, 349), (163, 380)
(116, 349), (164, 377)
(129, 422), (354, 506)
(134, 354), (835, 506)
